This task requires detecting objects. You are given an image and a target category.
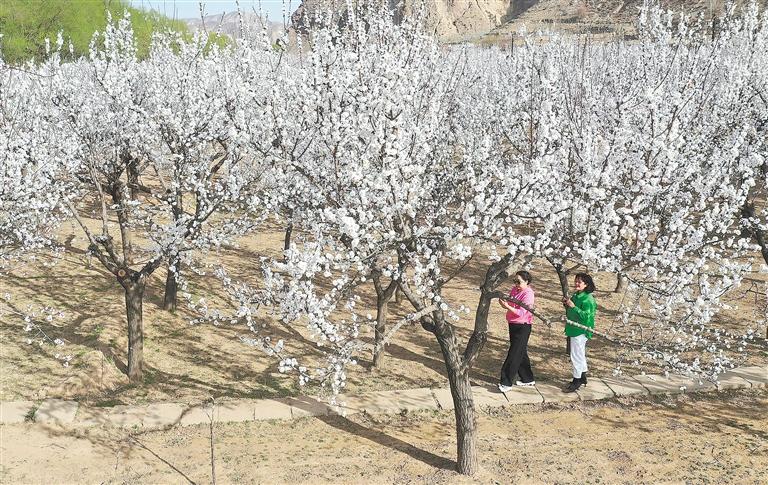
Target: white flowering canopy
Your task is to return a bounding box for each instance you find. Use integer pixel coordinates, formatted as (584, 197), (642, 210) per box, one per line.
(229, 3), (768, 389)
(2, 3), (767, 389)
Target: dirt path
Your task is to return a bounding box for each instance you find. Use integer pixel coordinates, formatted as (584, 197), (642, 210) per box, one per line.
(2, 389), (765, 484)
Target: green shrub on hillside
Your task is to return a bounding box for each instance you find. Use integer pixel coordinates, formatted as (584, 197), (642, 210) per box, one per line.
(0, 0), (225, 64)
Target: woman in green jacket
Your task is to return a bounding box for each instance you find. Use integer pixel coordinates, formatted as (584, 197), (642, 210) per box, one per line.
(562, 273), (596, 393)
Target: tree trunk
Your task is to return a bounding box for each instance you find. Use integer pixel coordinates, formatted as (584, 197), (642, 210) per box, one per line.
(124, 280), (145, 383)
(283, 211), (294, 262)
(394, 286), (403, 304)
(284, 222), (293, 254)
(742, 202), (768, 266)
(372, 274), (397, 369)
(395, 253), (511, 475)
(163, 189), (183, 311)
(373, 297), (388, 368)
(441, 252), (511, 475)
(741, 202), (768, 339)
(614, 272), (628, 293)
(435, 323), (478, 475)
(163, 255), (179, 312)
(449, 364), (477, 475)
(111, 179), (134, 266)
(127, 155), (141, 200)
(554, 264), (569, 297)
(551, 261), (571, 354)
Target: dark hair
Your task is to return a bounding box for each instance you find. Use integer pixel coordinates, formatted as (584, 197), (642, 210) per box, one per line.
(515, 270), (532, 284)
(575, 273), (595, 293)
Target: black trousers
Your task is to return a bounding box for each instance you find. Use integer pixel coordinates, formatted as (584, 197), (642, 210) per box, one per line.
(500, 324), (534, 386)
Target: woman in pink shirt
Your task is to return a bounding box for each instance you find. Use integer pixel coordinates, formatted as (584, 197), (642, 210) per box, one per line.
(498, 270), (536, 392)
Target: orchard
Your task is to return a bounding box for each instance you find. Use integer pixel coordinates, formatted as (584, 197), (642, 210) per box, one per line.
(1, 1), (767, 478)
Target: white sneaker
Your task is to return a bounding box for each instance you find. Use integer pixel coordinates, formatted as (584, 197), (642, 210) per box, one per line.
(498, 384), (513, 393)
(515, 380), (536, 387)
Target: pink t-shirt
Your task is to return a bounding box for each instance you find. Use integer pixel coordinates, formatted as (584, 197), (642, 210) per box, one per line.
(506, 286), (534, 324)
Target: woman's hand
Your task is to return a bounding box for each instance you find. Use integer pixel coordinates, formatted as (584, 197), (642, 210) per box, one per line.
(499, 299), (511, 310)
(563, 297), (575, 308)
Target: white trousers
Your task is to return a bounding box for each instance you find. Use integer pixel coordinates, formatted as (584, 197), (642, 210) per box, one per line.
(570, 335), (589, 378)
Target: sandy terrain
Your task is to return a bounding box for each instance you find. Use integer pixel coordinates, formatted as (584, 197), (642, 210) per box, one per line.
(1, 389), (766, 484)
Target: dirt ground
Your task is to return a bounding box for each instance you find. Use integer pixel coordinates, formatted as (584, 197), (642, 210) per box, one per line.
(1, 222), (767, 405)
(1, 389), (766, 484)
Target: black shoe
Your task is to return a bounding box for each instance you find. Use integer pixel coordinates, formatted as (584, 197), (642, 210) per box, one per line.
(563, 378), (582, 393)
(580, 372), (588, 387)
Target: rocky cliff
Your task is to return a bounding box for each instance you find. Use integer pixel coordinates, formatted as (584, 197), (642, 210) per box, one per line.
(291, 0), (768, 43)
(291, 0), (518, 41)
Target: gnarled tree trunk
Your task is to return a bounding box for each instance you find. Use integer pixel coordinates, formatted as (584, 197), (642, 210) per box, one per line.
(435, 324), (478, 475)
(401, 253), (511, 475)
(372, 272), (398, 369)
(121, 273), (146, 383)
(452, 252), (512, 474)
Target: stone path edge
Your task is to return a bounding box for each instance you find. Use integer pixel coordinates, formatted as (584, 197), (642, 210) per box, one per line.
(1, 365), (764, 428)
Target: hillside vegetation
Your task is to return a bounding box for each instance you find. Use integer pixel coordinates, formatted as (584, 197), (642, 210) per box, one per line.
(0, 0), (189, 63)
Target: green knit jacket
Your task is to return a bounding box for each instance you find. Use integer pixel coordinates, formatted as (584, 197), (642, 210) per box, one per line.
(564, 291), (596, 339)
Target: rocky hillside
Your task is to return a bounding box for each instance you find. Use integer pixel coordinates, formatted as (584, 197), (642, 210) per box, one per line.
(290, 0), (767, 43)
(482, 0), (757, 43)
(291, 0), (512, 41)
(184, 11), (285, 43)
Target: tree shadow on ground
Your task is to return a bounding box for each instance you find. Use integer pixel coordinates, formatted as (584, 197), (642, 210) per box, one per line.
(599, 390), (768, 442)
(4, 260), (335, 402)
(128, 436), (200, 485)
(8, 243), (763, 406)
(316, 414), (456, 472)
(27, 422), (204, 484)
